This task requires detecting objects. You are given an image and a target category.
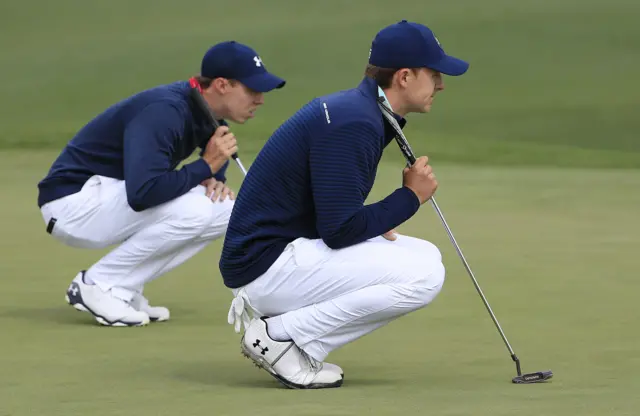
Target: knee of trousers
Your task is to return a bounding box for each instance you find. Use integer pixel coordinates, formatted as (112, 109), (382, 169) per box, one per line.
(416, 239), (443, 264)
(402, 260), (446, 309)
(197, 199), (234, 241)
(167, 193), (217, 235)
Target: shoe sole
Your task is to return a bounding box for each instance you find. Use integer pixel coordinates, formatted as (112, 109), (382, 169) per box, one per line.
(65, 295), (150, 327)
(149, 315), (170, 323)
(240, 341), (343, 390)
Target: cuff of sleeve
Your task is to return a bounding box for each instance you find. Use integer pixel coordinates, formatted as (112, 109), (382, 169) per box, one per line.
(189, 158), (214, 183)
(395, 186), (421, 217)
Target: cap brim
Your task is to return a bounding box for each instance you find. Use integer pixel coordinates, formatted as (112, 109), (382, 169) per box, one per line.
(238, 72), (286, 93)
(428, 55), (469, 76)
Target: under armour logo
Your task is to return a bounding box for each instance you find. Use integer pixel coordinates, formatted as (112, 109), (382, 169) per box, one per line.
(68, 284), (78, 297)
(253, 56), (263, 67)
(253, 339), (269, 355)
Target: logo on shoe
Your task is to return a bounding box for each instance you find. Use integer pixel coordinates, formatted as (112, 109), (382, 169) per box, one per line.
(67, 282), (80, 300)
(253, 339), (269, 355)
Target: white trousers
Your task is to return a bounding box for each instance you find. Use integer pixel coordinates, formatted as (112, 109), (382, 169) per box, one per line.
(41, 175), (233, 301)
(234, 234), (445, 362)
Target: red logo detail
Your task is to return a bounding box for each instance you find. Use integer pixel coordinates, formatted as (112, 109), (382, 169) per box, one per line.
(189, 77), (202, 92)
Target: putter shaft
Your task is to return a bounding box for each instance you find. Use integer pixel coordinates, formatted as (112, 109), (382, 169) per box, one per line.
(234, 156), (248, 176)
(376, 97), (525, 377)
(429, 197), (518, 362)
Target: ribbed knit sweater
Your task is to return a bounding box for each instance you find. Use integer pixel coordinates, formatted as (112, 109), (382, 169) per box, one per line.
(219, 77), (420, 288)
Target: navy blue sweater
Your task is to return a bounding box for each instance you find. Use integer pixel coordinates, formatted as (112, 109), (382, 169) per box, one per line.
(37, 81), (228, 211)
(219, 77), (420, 289)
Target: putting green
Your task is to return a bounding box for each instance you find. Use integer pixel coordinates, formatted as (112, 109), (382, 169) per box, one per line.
(1, 152), (639, 415)
(1, 0), (638, 414)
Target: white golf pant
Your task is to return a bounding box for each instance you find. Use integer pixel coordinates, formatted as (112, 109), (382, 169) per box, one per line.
(40, 175), (233, 301)
(232, 234), (445, 362)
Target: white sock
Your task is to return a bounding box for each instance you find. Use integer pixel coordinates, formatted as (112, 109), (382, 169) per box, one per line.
(266, 316), (290, 341)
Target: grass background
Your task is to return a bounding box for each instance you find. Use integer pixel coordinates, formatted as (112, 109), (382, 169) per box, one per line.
(1, 1), (639, 415)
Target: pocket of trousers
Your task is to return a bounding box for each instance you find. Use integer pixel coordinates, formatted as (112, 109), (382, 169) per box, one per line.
(289, 237), (332, 269)
(42, 176), (105, 248)
(47, 217), (94, 248)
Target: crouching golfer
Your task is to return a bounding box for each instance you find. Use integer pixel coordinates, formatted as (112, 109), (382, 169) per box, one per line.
(221, 21), (469, 388)
(37, 41), (285, 327)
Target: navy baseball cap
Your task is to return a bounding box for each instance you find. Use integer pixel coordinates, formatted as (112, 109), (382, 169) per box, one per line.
(201, 41), (286, 92)
(369, 20), (469, 76)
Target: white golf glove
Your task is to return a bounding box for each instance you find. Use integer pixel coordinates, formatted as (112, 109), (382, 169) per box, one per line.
(227, 290), (252, 333)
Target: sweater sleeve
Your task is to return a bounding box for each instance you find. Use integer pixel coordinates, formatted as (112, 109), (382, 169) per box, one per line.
(200, 141), (229, 182)
(212, 160), (229, 183)
(123, 103), (213, 212)
(199, 122), (229, 183)
(309, 121), (420, 249)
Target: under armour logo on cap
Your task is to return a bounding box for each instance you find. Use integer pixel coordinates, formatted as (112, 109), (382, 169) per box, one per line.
(368, 20), (469, 76)
(200, 41), (286, 92)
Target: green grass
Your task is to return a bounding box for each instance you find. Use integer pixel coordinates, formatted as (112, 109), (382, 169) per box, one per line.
(0, 0), (639, 167)
(1, 152), (640, 415)
(1, 0), (639, 414)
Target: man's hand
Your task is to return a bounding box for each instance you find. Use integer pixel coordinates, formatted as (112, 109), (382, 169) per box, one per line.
(403, 155), (438, 204)
(382, 229), (398, 241)
(202, 126), (238, 174)
(201, 178), (235, 202)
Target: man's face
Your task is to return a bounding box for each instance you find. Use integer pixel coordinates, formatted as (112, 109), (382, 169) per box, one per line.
(206, 79), (265, 124)
(399, 67), (445, 114)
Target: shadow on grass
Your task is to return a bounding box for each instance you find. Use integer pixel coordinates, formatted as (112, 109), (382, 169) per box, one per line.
(0, 304), (205, 327)
(171, 360), (396, 389)
(0, 305), (98, 326)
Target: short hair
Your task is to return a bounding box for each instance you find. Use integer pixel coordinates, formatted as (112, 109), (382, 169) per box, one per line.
(364, 64), (418, 89)
(194, 75), (238, 89)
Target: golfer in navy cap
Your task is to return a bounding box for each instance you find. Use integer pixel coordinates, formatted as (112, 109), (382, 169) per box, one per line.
(37, 41), (285, 327)
(221, 21), (468, 389)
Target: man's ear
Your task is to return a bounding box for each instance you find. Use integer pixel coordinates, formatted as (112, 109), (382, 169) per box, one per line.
(393, 68), (412, 88)
(208, 77), (229, 95)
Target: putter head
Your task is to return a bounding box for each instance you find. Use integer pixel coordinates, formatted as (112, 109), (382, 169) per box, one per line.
(512, 370), (553, 384)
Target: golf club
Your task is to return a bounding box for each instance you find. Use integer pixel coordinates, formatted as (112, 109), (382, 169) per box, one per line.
(377, 96), (552, 385)
(188, 77), (248, 176)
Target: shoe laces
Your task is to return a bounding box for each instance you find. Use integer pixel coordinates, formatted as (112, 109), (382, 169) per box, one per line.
(130, 293), (149, 309)
(300, 350), (322, 372)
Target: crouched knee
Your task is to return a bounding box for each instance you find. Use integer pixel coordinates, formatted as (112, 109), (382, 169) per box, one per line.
(405, 260), (446, 308)
(421, 240), (443, 264)
(168, 193), (215, 234)
(403, 236), (442, 263)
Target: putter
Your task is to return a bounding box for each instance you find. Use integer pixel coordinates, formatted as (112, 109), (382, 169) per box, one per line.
(377, 96), (553, 385)
(188, 77), (248, 176)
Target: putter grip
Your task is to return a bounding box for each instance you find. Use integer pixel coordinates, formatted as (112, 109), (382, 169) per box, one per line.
(395, 138), (417, 166)
(189, 85), (238, 160)
(376, 96), (417, 166)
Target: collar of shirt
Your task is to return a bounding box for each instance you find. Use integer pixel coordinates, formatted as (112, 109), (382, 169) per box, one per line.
(375, 85), (407, 146)
(377, 86), (393, 112)
(355, 77), (407, 143)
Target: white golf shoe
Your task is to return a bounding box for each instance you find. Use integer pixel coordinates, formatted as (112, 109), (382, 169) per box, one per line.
(130, 292), (170, 322)
(65, 271), (150, 327)
(323, 362), (344, 378)
(241, 317), (344, 389)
